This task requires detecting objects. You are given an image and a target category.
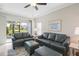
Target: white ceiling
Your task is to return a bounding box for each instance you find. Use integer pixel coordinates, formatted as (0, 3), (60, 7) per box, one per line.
(0, 3), (73, 18)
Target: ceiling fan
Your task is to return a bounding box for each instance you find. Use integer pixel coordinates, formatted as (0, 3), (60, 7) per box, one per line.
(24, 3), (47, 10)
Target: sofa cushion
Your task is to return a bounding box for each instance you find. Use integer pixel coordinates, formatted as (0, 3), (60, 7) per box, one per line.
(24, 38), (34, 41)
(50, 41), (62, 47)
(14, 33), (23, 39)
(42, 33), (49, 39)
(22, 32), (30, 38)
(38, 39), (50, 43)
(13, 39), (24, 43)
(48, 33), (56, 41)
(55, 34), (67, 43)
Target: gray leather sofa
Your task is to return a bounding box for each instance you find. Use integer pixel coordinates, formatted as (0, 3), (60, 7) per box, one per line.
(12, 32), (34, 49)
(36, 32), (70, 55)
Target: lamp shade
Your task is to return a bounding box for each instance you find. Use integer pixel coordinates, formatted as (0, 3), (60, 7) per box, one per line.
(74, 27), (79, 35)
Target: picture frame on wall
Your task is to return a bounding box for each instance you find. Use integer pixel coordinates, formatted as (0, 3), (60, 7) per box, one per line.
(48, 20), (62, 32)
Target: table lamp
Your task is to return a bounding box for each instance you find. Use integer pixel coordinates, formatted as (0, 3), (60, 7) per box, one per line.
(74, 27), (79, 47)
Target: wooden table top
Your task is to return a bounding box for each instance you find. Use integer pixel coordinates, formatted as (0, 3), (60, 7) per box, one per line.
(69, 43), (79, 49)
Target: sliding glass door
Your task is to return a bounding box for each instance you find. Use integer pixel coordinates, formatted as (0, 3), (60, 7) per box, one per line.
(6, 20), (32, 37)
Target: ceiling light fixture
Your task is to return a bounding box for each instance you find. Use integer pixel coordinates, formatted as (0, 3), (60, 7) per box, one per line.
(31, 0), (38, 6)
(31, 3), (36, 6)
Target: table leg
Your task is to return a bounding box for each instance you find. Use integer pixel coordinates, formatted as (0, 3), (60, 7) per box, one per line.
(69, 48), (73, 56)
(72, 48), (74, 56)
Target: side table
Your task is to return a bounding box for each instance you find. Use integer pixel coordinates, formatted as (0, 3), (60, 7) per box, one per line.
(69, 43), (79, 56)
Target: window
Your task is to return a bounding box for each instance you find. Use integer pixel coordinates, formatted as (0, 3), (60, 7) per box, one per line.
(36, 22), (42, 35)
(6, 21), (32, 36)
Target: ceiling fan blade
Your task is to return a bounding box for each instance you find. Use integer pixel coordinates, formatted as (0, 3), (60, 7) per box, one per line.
(35, 6), (38, 10)
(24, 4), (30, 8)
(37, 3), (47, 5)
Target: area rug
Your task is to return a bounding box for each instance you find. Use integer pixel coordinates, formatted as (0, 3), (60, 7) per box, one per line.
(8, 47), (29, 56)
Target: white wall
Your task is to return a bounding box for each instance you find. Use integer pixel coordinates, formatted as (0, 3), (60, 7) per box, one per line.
(0, 15), (6, 44)
(36, 4), (79, 36)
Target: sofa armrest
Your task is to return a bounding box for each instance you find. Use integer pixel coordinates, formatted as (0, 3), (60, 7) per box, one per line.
(30, 35), (34, 38)
(29, 34), (34, 38)
(38, 35), (43, 39)
(52, 44), (66, 54)
(56, 45), (66, 51)
(57, 45), (68, 55)
(12, 37), (16, 41)
(62, 36), (70, 47)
